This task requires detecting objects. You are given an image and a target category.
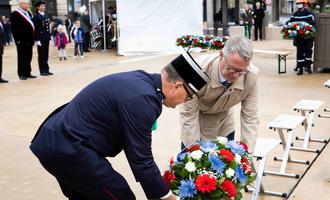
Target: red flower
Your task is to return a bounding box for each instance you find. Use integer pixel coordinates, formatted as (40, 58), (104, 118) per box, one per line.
(306, 25), (312, 30)
(292, 24), (298, 29)
(217, 42), (222, 47)
(219, 149), (234, 162)
(195, 174), (217, 193)
(193, 38), (198, 44)
(299, 29), (305, 35)
(239, 141), (249, 152)
(221, 180), (237, 198)
(186, 35), (191, 39)
(241, 158), (252, 173)
(163, 170), (175, 188)
(187, 144), (200, 153)
(170, 157), (174, 166)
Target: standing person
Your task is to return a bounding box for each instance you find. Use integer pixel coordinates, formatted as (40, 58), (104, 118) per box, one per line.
(0, 20), (8, 83)
(11, 0), (37, 80)
(286, 0), (315, 75)
(72, 20), (84, 58)
(241, 4), (253, 39)
(55, 25), (68, 61)
(79, 8), (92, 52)
(253, 2), (265, 41)
(180, 36), (259, 151)
(30, 51), (210, 200)
(63, 15), (72, 42)
(33, 1), (53, 76)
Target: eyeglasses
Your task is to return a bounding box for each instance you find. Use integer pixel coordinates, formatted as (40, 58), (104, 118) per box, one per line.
(224, 58), (250, 75)
(182, 84), (193, 101)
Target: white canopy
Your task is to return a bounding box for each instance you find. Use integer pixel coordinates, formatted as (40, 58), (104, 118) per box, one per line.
(117, 0), (203, 56)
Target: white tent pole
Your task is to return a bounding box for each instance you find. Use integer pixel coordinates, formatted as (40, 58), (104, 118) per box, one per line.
(102, 0), (107, 51)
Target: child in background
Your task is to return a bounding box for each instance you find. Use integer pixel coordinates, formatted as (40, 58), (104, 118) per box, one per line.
(71, 20), (84, 58)
(55, 25), (68, 61)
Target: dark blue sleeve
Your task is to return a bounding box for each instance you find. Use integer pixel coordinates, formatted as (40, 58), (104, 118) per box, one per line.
(118, 95), (169, 199)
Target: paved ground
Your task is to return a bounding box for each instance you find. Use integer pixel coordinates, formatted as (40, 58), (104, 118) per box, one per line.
(0, 40), (329, 200)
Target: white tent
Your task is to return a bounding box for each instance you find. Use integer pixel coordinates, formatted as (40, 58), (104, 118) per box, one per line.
(89, 0), (203, 56)
(117, 0), (203, 55)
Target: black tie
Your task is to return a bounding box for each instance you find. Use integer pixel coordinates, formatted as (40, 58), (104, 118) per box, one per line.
(222, 81), (230, 88)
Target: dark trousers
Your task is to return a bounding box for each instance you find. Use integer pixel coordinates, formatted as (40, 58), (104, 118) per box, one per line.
(254, 23), (263, 40)
(244, 24), (251, 39)
(296, 38), (313, 69)
(37, 41), (50, 74)
(83, 32), (90, 51)
(181, 131), (235, 150)
(0, 51), (3, 78)
(16, 43), (33, 77)
(74, 43), (84, 56)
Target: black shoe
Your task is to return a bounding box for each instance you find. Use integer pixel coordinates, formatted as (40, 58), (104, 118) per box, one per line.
(40, 72), (48, 76)
(297, 70), (303, 75)
(28, 75), (37, 78)
(294, 66), (298, 71)
(0, 78), (8, 83)
(47, 72), (54, 75)
(307, 68), (312, 74)
(64, 57), (67, 60)
(59, 57), (62, 61)
(19, 76), (27, 80)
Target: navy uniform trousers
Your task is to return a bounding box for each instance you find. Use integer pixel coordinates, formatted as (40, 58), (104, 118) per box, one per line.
(295, 38), (313, 70)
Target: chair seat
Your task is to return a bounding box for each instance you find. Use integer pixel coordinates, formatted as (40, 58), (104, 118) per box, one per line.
(268, 114), (305, 130)
(253, 138), (281, 158)
(293, 99), (324, 112)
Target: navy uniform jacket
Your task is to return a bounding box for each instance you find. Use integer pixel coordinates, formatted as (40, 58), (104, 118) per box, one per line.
(0, 23), (5, 55)
(286, 9), (315, 26)
(33, 12), (51, 42)
(30, 70), (169, 199)
(11, 10), (34, 45)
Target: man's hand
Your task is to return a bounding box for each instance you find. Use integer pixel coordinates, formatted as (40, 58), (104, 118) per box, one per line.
(35, 41), (42, 46)
(163, 194), (179, 200)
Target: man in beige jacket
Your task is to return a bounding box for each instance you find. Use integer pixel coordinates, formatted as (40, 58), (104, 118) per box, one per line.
(180, 36), (259, 150)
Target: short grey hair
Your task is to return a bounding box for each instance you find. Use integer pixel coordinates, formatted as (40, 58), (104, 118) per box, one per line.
(162, 63), (184, 82)
(223, 36), (253, 62)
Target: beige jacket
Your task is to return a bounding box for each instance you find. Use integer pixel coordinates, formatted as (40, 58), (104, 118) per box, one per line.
(180, 53), (259, 150)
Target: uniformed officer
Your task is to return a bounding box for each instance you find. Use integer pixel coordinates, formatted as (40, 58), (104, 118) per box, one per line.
(33, 1), (53, 76)
(30, 51), (210, 200)
(286, 0), (315, 75)
(0, 21), (8, 83)
(11, 0), (37, 80)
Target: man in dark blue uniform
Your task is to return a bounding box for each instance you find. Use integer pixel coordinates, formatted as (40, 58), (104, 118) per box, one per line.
(33, 1), (53, 76)
(286, 0), (315, 75)
(30, 51), (210, 200)
(11, 0), (37, 80)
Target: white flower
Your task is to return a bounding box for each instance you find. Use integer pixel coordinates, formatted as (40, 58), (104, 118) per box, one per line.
(185, 161), (196, 172)
(235, 154), (241, 164)
(217, 136), (228, 144)
(190, 150), (203, 160)
(225, 168), (235, 178)
(296, 26), (300, 30)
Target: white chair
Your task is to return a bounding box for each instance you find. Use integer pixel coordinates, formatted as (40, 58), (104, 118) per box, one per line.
(246, 138), (287, 200)
(264, 115), (308, 178)
(319, 80), (330, 119)
(292, 99), (327, 152)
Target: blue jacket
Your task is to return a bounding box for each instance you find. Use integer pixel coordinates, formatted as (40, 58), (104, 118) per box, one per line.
(30, 70), (169, 199)
(73, 27), (84, 43)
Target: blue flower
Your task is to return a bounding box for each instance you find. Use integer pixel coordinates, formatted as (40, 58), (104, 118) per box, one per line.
(200, 141), (218, 153)
(226, 141), (245, 155)
(208, 155), (225, 174)
(175, 150), (187, 164)
(299, 23), (305, 28)
(178, 179), (197, 198)
(235, 166), (246, 185)
(290, 31), (297, 38)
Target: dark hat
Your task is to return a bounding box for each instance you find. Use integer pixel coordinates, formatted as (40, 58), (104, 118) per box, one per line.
(35, 1), (45, 7)
(171, 50), (210, 94)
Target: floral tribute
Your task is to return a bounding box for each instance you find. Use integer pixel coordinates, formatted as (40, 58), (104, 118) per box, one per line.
(163, 137), (256, 200)
(281, 22), (316, 40)
(176, 35), (229, 50)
